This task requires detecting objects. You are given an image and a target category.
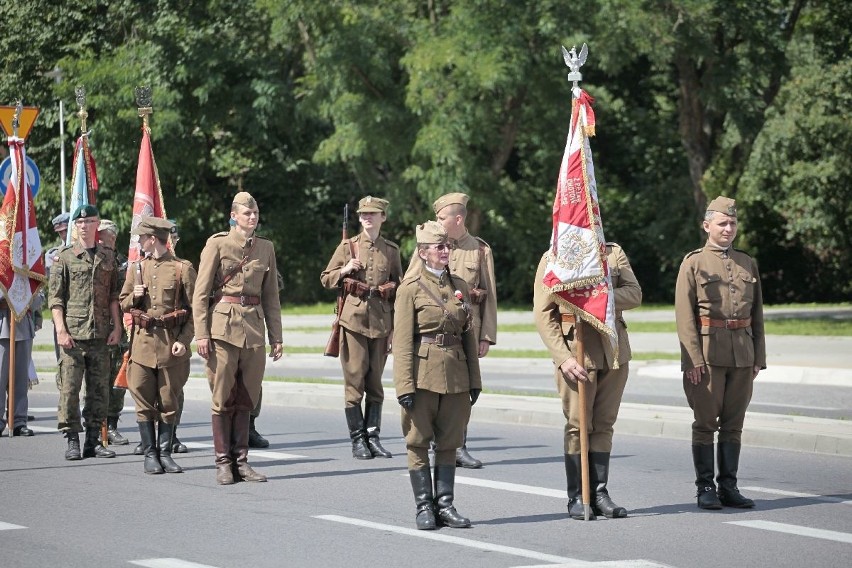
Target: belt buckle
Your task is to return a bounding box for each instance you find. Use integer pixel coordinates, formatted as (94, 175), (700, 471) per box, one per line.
(240, 295), (246, 307)
(725, 319), (733, 329)
(435, 333), (445, 346)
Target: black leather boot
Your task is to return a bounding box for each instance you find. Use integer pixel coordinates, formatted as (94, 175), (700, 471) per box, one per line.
(717, 442), (755, 508)
(171, 424), (188, 453)
(434, 465), (471, 528)
(212, 414), (234, 485)
(248, 415), (270, 448)
(565, 453), (596, 520)
(157, 422), (183, 473)
(409, 468), (437, 530)
(64, 431), (82, 461)
(83, 427), (116, 458)
(692, 444), (723, 509)
(345, 406), (373, 460)
(139, 422), (164, 474)
(365, 402), (392, 458)
(232, 411), (267, 482)
(589, 452), (627, 518)
(455, 428), (482, 468)
(107, 416), (129, 445)
(133, 441), (144, 455)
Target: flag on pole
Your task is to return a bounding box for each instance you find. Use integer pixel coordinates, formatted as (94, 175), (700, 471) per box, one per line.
(541, 87), (618, 360)
(127, 121), (167, 263)
(66, 133), (98, 245)
(0, 137), (46, 321)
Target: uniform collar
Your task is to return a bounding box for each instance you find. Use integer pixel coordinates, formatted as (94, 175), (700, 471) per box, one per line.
(705, 242), (731, 257)
(229, 226), (254, 248)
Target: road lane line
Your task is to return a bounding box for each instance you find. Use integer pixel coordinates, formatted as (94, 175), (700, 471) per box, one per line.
(727, 520), (852, 544)
(316, 514), (587, 565)
(514, 561), (677, 568)
(456, 476), (566, 498)
(741, 486), (852, 505)
(180, 442), (306, 460)
(0, 522), (26, 531)
(129, 559), (221, 568)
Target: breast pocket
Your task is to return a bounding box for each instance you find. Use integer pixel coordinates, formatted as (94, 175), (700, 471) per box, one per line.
(244, 260), (269, 290)
(161, 286), (176, 308)
(698, 273), (723, 301)
(738, 271), (756, 302)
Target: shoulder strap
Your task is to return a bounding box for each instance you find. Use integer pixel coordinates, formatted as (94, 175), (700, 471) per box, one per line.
(214, 237), (258, 293)
(416, 279), (458, 325)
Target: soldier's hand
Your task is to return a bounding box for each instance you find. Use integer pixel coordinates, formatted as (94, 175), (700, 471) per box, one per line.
(171, 342), (187, 357)
(270, 342), (284, 361)
(106, 327), (121, 346)
(559, 358), (589, 383)
(57, 329), (75, 349)
(470, 388), (481, 406)
(386, 335), (393, 354)
(752, 365), (761, 379)
(133, 284), (147, 298)
(342, 258), (362, 275)
(685, 365), (706, 385)
(196, 338), (211, 360)
(478, 341), (490, 358)
(397, 393), (415, 409)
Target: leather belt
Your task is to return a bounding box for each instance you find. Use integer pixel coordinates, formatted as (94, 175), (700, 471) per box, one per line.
(699, 316), (752, 330)
(419, 333), (461, 347)
(560, 313), (576, 323)
(219, 295), (261, 306)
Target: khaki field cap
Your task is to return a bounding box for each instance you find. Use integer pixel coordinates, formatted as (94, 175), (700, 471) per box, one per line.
(71, 204), (99, 221)
(97, 219), (118, 235)
(416, 220), (448, 244)
(357, 196), (388, 214)
(232, 191), (257, 209)
(432, 192), (469, 214)
(706, 196), (737, 217)
(132, 216), (175, 241)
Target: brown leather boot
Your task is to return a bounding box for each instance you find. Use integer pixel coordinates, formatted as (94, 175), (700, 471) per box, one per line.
(212, 414), (235, 485)
(232, 411), (267, 482)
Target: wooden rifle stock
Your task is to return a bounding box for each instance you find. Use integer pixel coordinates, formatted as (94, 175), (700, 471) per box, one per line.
(324, 205), (353, 357)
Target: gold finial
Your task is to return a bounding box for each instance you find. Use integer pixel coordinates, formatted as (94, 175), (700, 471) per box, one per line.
(75, 85), (88, 133)
(135, 86), (153, 129)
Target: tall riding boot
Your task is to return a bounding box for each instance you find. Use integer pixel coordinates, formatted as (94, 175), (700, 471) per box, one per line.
(455, 427), (482, 469)
(157, 422), (183, 473)
(564, 453), (595, 520)
(364, 402), (392, 458)
(344, 406), (373, 460)
(64, 431), (82, 461)
(248, 415), (270, 448)
(692, 444), (723, 509)
(409, 468), (437, 530)
(212, 413), (235, 485)
(107, 416), (129, 445)
(589, 452), (627, 518)
(717, 442), (755, 508)
(139, 422), (164, 474)
(171, 423), (188, 453)
(434, 465), (471, 528)
(232, 411), (267, 482)
(83, 426), (116, 458)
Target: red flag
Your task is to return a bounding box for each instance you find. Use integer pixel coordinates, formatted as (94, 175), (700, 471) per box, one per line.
(128, 124), (167, 262)
(0, 138), (46, 320)
(542, 89), (618, 358)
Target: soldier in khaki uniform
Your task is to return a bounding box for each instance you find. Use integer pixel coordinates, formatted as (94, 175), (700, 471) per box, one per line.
(406, 192), (497, 468)
(534, 243), (642, 519)
(321, 196), (402, 459)
(120, 217), (196, 475)
(193, 192), (283, 485)
(675, 196), (766, 510)
(49, 204), (123, 460)
(394, 221), (482, 530)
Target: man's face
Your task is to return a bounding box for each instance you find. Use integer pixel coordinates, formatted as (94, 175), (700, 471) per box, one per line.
(55, 223), (68, 241)
(703, 213), (738, 248)
(139, 233), (156, 255)
(436, 206), (463, 239)
(98, 230), (116, 249)
(231, 204), (259, 233)
(359, 211), (385, 232)
(75, 216), (99, 245)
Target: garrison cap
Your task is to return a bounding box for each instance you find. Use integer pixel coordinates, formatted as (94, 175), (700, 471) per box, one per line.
(415, 220), (448, 244)
(706, 196), (737, 217)
(432, 192), (469, 214)
(52, 212), (70, 228)
(357, 196), (388, 214)
(97, 219), (118, 235)
(71, 204), (99, 221)
(132, 216), (175, 241)
(232, 191), (257, 209)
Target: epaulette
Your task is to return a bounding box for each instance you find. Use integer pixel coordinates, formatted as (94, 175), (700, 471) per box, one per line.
(474, 236), (490, 248)
(255, 234), (271, 241)
(50, 245), (71, 262)
(400, 273), (422, 286)
(683, 248), (703, 260)
(384, 239), (400, 250)
(210, 231), (228, 239)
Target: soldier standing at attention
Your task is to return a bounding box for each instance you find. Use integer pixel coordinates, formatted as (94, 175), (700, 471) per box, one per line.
(406, 192), (496, 469)
(675, 196), (765, 510)
(395, 221), (481, 530)
(49, 204), (123, 460)
(321, 196), (402, 460)
(120, 217), (195, 475)
(192, 192), (283, 485)
(533, 243), (642, 519)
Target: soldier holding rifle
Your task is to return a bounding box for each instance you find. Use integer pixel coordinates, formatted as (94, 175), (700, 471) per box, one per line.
(321, 196), (402, 460)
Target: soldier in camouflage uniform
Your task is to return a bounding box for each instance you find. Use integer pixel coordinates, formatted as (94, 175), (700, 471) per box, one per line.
(98, 219), (130, 446)
(49, 204), (123, 460)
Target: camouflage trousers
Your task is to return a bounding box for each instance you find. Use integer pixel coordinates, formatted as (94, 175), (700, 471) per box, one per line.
(57, 339), (111, 432)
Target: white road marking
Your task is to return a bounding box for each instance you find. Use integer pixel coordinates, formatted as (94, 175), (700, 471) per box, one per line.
(741, 486), (852, 505)
(22, 425), (57, 434)
(0, 522), (26, 531)
(129, 559), (222, 568)
(751, 402), (839, 411)
(316, 514), (587, 565)
(181, 442), (306, 460)
(515, 562), (676, 568)
(456, 476), (566, 498)
(727, 520), (852, 545)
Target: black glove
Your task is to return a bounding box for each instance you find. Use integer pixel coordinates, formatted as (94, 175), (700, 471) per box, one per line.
(470, 388), (481, 406)
(397, 393), (415, 409)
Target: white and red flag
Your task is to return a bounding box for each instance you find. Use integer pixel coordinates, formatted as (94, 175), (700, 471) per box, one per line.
(66, 132), (99, 245)
(128, 123), (167, 263)
(0, 137), (46, 320)
(542, 88), (618, 360)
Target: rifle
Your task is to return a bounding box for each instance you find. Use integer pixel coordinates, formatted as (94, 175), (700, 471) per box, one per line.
(113, 261), (142, 390)
(324, 204), (355, 357)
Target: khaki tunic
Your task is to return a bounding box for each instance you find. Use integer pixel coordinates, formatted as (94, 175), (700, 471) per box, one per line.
(119, 253), (197, 423)
(675, 244), (766, 444)
(533, 245), (642, 453)
(321, 232), (403, 406)
(192, 229), (283, 413)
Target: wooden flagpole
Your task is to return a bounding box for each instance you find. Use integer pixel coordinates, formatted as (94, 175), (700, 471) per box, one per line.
(575, 320), (592, 520)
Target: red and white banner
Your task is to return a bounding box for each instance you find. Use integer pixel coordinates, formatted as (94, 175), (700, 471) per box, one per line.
(542, 89), (617, 356)
(128, 124), (167, 263)
(0, 138), (45, 320)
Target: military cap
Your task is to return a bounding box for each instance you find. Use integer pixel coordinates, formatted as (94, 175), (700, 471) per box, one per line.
(232, 191), (257, 209)
(356, 196), (389, 214)
(432, 192), (469, 214)
(97, 219), (117, 235)
(706, 196), (737, 217)
(52, 212), (70, 228)
(132, 216), (175, 241)
(415, 220), (448, 244)
(71, 204), (99, 221)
